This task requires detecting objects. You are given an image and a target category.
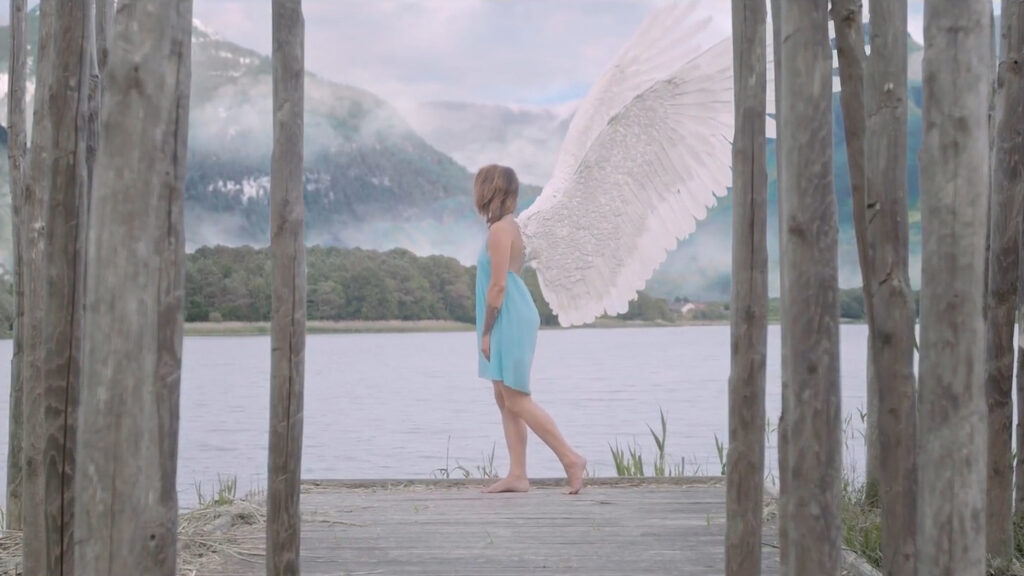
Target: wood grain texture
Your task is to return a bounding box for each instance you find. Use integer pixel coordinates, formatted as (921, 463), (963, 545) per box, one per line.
(5, 0), (27, 533)
(37, 2), (91, 573)
(779, 0), (842, 574)
(72, 1), (190, 574)
(726, 2), (768, 575)
(990, 0), (1024, 563)
(94, 0), (113, 77)
(21, 0), (56, 571)
(212, 483), (783, 576)
(863, 1), (919, 575)
(146, 2), (192, 575)
(917, 0), (992, 573)
(829, 0), (880, 503)
(268, 1), (306, 575)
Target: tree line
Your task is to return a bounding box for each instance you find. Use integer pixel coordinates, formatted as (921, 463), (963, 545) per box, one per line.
(0, 248), (882, 335)
(0, 249), (880, 335)
(184, 244), (677, 325)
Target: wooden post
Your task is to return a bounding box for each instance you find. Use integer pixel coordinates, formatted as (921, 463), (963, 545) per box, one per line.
(5, 0), (27, 533)
(150, 3), (192, 574)
(268, 1), (306, 575)
(917, 0), (991, 573)
(989, 0), (1024, 563)
(34, 2), (92, 573)
(22, 0), (57, 571)
(780, 0), (842, 573)
(726, 1), (768, 575)
(863, 1), (919, 574)
(829, 0), (880, 505)
(72, 1), (192, 574)
(769, 0), (788, 570)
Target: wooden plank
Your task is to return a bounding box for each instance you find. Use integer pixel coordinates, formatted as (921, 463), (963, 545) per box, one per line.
(779, 0), (842, 574)
(917, 0), (992, 574)
(5, 0), (27, 533)
(990, 0), (1024, 563)
(72, 1), (191, 574)
(726, 1), (768, 575)
(268, 1), (306, 575)
(304, 476), (726, 489)
(21, 0), (56, 571)
(209, 484), (782, 576)
(862, 1), (918, 575)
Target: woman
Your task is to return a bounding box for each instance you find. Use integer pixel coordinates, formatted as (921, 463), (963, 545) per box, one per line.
(474, 164), (587, 495)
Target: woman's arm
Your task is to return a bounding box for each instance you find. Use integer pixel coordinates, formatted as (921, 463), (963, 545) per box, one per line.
(482, 221), (512, 339)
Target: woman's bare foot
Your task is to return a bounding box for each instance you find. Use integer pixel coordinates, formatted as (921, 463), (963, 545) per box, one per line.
(482, 476), (530, 493)
(564, 454), (587, 494)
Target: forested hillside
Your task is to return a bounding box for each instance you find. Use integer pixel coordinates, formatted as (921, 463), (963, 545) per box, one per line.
(185, 245), (676, 326)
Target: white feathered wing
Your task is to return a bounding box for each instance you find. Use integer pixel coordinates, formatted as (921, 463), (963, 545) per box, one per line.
(516, 0), (774, 327)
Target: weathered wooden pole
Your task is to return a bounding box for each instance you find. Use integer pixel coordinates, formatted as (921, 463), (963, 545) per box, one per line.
(151, 3), (193, 573)
(989, 0), (1024, 564)
(830, 0), (880, 504)
(769, 0), (788, 570)
(268, 0), (307, 574)
(72, 1), (192, 574)
(33, 1), (92, 573)
(5, 0), (28, 533)
(726, 1), (768, 575)
(780, 0), (842, 573)
(22, 0), (57, 571)
(917, 0), (992, 573)
(863, 1), (919, 574)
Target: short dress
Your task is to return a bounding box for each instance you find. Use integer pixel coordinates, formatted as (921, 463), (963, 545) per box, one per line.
(475, 238), (541, 394)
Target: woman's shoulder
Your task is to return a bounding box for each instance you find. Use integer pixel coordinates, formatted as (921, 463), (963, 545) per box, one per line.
(487, 216), (517, 238)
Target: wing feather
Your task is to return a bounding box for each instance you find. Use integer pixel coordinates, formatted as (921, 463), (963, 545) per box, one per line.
(517, 2), (773, 327)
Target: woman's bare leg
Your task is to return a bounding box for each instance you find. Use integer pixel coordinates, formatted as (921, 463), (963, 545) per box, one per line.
(500, 385), (587, 494)
(483, 381), (530, 493)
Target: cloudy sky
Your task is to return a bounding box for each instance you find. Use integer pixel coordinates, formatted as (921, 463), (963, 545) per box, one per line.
(0, 1), (998, 109)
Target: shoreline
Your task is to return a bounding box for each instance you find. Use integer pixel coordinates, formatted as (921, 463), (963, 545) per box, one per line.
(0, 317), (870, 340)
(182, 317), (866, 336)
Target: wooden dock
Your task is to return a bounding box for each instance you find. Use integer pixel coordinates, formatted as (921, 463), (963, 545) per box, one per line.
(195, 477), (782, 576)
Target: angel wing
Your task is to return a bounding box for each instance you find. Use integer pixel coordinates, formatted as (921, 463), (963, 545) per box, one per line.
(516, 0), (774, 327)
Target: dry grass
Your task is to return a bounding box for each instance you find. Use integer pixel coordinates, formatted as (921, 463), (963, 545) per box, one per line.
(177, 499), (267, 575)
(0, 477), (270, 576)
(0, 531), (22, 575)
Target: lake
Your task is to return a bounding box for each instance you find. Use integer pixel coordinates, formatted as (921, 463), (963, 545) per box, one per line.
(0, 324), (873, 508)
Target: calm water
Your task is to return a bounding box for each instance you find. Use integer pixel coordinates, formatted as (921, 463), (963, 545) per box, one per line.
(0, 324), (874, 508)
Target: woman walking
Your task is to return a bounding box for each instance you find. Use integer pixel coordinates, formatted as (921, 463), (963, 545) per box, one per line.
(474, 164), (587, 495)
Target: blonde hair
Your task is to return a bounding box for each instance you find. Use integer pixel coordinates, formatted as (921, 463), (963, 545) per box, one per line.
(474, 164), (519, 225)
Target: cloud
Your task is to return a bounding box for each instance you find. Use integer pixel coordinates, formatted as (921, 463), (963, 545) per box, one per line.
(2, 0), (687, 107)
(198, 0), (676, 108)
(3, 1), (998, 109)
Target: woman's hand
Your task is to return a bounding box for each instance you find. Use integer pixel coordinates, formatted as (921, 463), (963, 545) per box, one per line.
(481, 334), (491, 361)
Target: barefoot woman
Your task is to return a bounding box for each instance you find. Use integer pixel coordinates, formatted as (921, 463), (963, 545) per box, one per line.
(474, 164), (587, 494)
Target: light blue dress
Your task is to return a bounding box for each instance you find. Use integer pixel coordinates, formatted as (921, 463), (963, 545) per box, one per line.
(476, 239), (540, 395)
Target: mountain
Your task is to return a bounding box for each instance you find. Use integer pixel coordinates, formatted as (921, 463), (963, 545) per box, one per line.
(0, 15), (954, 302)
(411, 27), (930, 300)
(0, 11), (541, 268)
